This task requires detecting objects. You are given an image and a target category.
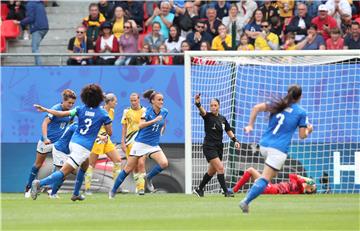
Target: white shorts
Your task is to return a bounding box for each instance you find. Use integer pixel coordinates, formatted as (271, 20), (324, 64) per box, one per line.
(52, 146), (68, 167)
(66, 142), (91, 169)
(36, 140), (53, 154)
(260, 146), (287, 171)
(129, 142), (162, 157)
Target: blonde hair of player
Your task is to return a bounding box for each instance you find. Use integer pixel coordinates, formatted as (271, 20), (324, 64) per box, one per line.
(121, 92), (147, 194)
(84, 93), (122, 194)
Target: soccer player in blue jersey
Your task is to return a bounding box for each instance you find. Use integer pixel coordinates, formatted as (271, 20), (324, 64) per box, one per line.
(24, 89), (76, 198)
(109, 89), (169, 198)
(31, 84), (112, 201)
(49, 122), (83, 198)
(239, 84), (313, 213)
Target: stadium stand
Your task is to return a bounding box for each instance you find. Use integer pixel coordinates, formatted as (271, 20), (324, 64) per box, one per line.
(1, 20), (20, 39)
(0, 35), (6, 53)
(1, 1), (359, 66)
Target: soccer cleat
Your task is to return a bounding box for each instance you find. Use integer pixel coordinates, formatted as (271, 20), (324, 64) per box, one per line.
(119, 188), (130, 194)
(145, 177), (155, 193)
(84, 190), (93, 195)
(138, 189), (145, 196)
(224, 190), (235, 197)
(239, 200), (249, 213)
(24, 186), (31, 198)
(71, 194), (85, 201)
(108, 191), (115, 199)
(31, 180), (40, 200)
(193, 187), (204, 197)
(49, 194), (60, 199)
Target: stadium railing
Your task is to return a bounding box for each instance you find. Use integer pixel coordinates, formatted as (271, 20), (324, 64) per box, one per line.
(0, 53), (184, 66)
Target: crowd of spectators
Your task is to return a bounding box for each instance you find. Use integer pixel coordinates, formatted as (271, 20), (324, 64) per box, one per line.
(4, 1), (360, 65)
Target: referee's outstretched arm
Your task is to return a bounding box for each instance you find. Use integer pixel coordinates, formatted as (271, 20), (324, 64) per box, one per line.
(194, 94), (206, 116)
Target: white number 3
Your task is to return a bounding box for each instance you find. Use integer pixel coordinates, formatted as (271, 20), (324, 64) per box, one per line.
(80, 118), (92, 135)
(273, 113), (285, 135)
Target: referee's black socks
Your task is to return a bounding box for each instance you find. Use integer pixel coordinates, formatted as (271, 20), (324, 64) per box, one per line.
(217, 174), (228, 193)
(199, 173), (213, 190)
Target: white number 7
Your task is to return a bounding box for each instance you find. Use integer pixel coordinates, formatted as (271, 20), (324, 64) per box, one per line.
(273, 113), (285, 135)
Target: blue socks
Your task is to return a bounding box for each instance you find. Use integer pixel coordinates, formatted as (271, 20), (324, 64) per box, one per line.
(146, 164), (164, 180)
(243, 178), (269, 205)
(51, 179), (64, 195)
(40, 171), (64, 187)
(111, 170), (129, 194)
(73, 168), (86, 196)
(26, 166), (39, 188)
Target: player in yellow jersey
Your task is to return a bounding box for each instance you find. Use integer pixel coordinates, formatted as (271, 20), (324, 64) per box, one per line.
(121, 93), (146, 195)
(84, 93), (122, 194)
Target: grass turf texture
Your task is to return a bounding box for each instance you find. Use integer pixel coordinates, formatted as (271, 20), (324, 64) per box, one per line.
(1, 193), (359, 230)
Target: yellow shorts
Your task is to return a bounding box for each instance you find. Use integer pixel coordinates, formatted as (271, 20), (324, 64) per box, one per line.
(91, 138), (115, 155)
(125, 143), (133, 158)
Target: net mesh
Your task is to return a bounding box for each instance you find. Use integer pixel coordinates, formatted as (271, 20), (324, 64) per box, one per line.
(189, 54), (359, 194)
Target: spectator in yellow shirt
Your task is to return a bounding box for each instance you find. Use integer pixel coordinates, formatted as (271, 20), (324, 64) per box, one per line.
(254, 21), (279, 50)
(277, 0), (295, 20)
(211, 24), (233, 50)
(281, 32), (297, 50)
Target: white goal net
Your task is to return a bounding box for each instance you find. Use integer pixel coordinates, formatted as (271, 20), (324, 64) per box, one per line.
(184, 50), (360, 194)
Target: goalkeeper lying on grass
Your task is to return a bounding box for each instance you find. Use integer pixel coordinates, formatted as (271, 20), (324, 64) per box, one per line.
(232, 167), (317, 194)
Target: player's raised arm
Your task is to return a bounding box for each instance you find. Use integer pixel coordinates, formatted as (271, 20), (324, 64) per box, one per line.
(299, 123), (313, 139)
(41, 117), (52, 144)
(34, 104), (72, 117)
(194, 94), (206, 116)
(138, 115), (163, 129)
(244, 103), (268, 133)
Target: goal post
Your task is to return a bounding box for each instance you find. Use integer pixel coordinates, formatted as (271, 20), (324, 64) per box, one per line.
(184, 50), (360, 195)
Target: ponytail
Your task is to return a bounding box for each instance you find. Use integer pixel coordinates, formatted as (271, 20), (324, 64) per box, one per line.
(143, 89), (158, 104)
(269, 85), (302, 114)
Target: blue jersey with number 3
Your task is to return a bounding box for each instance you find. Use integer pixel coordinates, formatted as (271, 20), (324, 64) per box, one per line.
(41, 103), (74, 142)
(70, 105), (112, 150)
(135, 107), (168, 146)
(54, 123), (77, 154)
(260, 103), (308, 153)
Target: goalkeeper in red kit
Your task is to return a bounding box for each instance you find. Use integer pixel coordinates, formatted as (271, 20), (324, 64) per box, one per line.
(232, 167), (317, 194)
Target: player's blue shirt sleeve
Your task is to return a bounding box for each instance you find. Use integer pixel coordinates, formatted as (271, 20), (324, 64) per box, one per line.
(40, 103), (74, 143)
(135, 107), (168, 146)
(54, 123), (78, 154)
(298, 110), (308, 128)
(101, 108), (112, 126)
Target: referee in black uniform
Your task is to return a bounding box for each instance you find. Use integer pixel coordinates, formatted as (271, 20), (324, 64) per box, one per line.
(193, 94), (240, 197)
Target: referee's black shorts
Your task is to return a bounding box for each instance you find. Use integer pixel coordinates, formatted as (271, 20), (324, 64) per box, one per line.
(203, 143), (223, 162)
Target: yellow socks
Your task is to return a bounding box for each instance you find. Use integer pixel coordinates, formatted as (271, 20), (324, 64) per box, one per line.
(112, 162), (121, 180)
(85, 166), (93, 191)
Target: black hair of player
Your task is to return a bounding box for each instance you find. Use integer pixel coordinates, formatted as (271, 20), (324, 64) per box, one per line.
(81, 84), (104, 108)
(211, 98), (220, 105)
(269, 84), (302, 115)
(143, 89), (160, 104)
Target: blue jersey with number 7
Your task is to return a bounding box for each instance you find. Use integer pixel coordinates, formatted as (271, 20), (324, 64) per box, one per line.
(260, 103), (308, 154)
(135, 107), (168, 146)
(70, 105), (112, 150)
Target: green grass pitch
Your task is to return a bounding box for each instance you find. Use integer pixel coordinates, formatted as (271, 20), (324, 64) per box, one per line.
(1, 193), (359, 230)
